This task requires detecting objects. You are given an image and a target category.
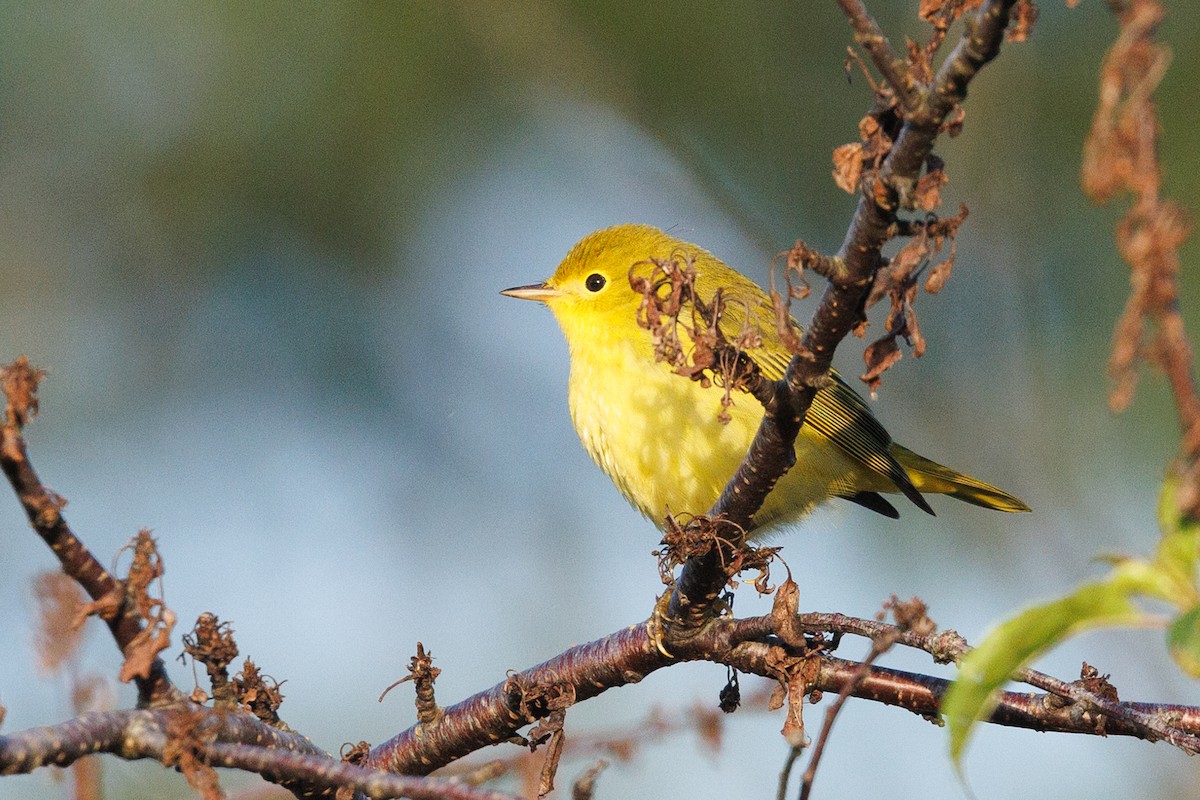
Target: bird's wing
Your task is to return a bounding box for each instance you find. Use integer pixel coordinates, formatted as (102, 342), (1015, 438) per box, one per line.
(706, 278), (932, 513)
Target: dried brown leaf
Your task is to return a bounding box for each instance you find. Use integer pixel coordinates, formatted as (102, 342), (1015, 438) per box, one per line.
(857, 113), (894, 167)
(119, 615), (174, 683)
(915, 155), (948, 212)
(883, 595), (937, 637)
(536, 715), (566, 799)
(768, 682), (787, 712)
(1007, 0), (1039, 42)
(919, 0), (947, 20)
(235, 658), (289, 729)
(112, 531), (175, 684)
(861, 336), (903, 393)
(75, 588), (123, 627)
(571, 759), (609, 800)
(858, 113), (881, 140)
(780, 673), (807, 747)
(1077, 661), (1120, 703)
(924, 258), (954, 294)
(182, 613), (238, 670)
(770, 579), (804, 649)
(694, 704), (724, 753)
(921, 0), (984, 23)
(1, 356), (46, 427)
(71, 674), (114, 716)
(871, 174), (893, 209)
(908, 305), (926, 358)
(34, 571), (87, 676)
(832, 143), (864, 194)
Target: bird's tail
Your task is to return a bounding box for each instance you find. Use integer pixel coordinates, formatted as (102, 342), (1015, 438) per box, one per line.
(890, 443), (1030, 513)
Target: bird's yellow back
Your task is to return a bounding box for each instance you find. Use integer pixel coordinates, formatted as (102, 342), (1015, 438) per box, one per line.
(504, 224), (1028, 532)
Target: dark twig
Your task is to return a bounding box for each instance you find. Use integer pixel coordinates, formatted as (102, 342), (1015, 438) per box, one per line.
(366, 625), (669, 775)
(0, 358), (179, 707)
(740, 647), (1200, 744)
(836, 0), (919, 110)
(204, 743), (523, 800)
(799, 632), (900, 799)
(796, 611), (1200, 751)
(776, 744), (803, 800)
(570, 759), (609, 800)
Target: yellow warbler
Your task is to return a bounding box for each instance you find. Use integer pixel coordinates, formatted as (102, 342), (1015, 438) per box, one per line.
(503, 224), (1028, 532)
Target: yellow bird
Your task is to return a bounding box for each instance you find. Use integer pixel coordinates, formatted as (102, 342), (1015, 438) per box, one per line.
(503, 224), (1028, 533)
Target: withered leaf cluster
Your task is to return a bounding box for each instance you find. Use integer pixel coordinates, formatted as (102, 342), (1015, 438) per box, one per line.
(117, 531), (176, 685)
(1081, 0), (1198, 513)
(878, 594), (937, 638)
(631, 255), (766, 424)
(0, 356), (45, 428)
(832, 112), (895, 195)
(235, 658), (288, 729)
(655, 513), (743, 585)
(181, 612), (238, 707)
(859, 203), (969, 392)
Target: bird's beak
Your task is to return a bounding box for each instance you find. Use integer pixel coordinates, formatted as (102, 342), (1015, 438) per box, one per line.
(500, 282), (564, 302)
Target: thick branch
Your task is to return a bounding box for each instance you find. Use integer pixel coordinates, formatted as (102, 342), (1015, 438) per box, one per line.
(207, 744), (522, 800)
(367, 624), (673, 775)
(668, 0), (1020, 626)
(819, 655), (1200, 740)
(364, 610), (1200, 775)
(0, 707), (518, 800)
(798, 611), (1200, 751)
(0, 707), (323, 775)
(9, 623), (1194, 791)
(729, 645), (1200, 744)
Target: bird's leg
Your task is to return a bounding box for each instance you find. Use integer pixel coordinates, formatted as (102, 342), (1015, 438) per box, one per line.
(648, 590), (677, 659)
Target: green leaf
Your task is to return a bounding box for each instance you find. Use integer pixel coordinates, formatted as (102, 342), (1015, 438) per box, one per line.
(1154, 476), (1200, 603)
(1168, 604), (1200, 677)
(944, 580), (1142, 764)
(1109, 557), (1188, 605)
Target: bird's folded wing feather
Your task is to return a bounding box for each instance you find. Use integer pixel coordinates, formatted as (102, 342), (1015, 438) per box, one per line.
(708, 282), (930, 511)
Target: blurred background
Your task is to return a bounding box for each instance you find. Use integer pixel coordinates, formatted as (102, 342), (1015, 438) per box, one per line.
(1, 2), (1198, 798)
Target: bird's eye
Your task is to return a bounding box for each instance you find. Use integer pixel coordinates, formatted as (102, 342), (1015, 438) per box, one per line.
(585, 273), (606, 292)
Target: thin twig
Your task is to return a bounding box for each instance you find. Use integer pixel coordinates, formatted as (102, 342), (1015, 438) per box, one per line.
(836, 0), (919, 110)
(0, 358), (179, 707)
(799, 628), (900, 800)
(776, 744), (803, 800)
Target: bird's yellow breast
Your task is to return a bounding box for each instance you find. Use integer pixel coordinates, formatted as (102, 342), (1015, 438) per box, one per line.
(564, 323), (868, 530)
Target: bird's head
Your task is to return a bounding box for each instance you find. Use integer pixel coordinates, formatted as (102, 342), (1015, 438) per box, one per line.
(502, 224), (687, 345)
